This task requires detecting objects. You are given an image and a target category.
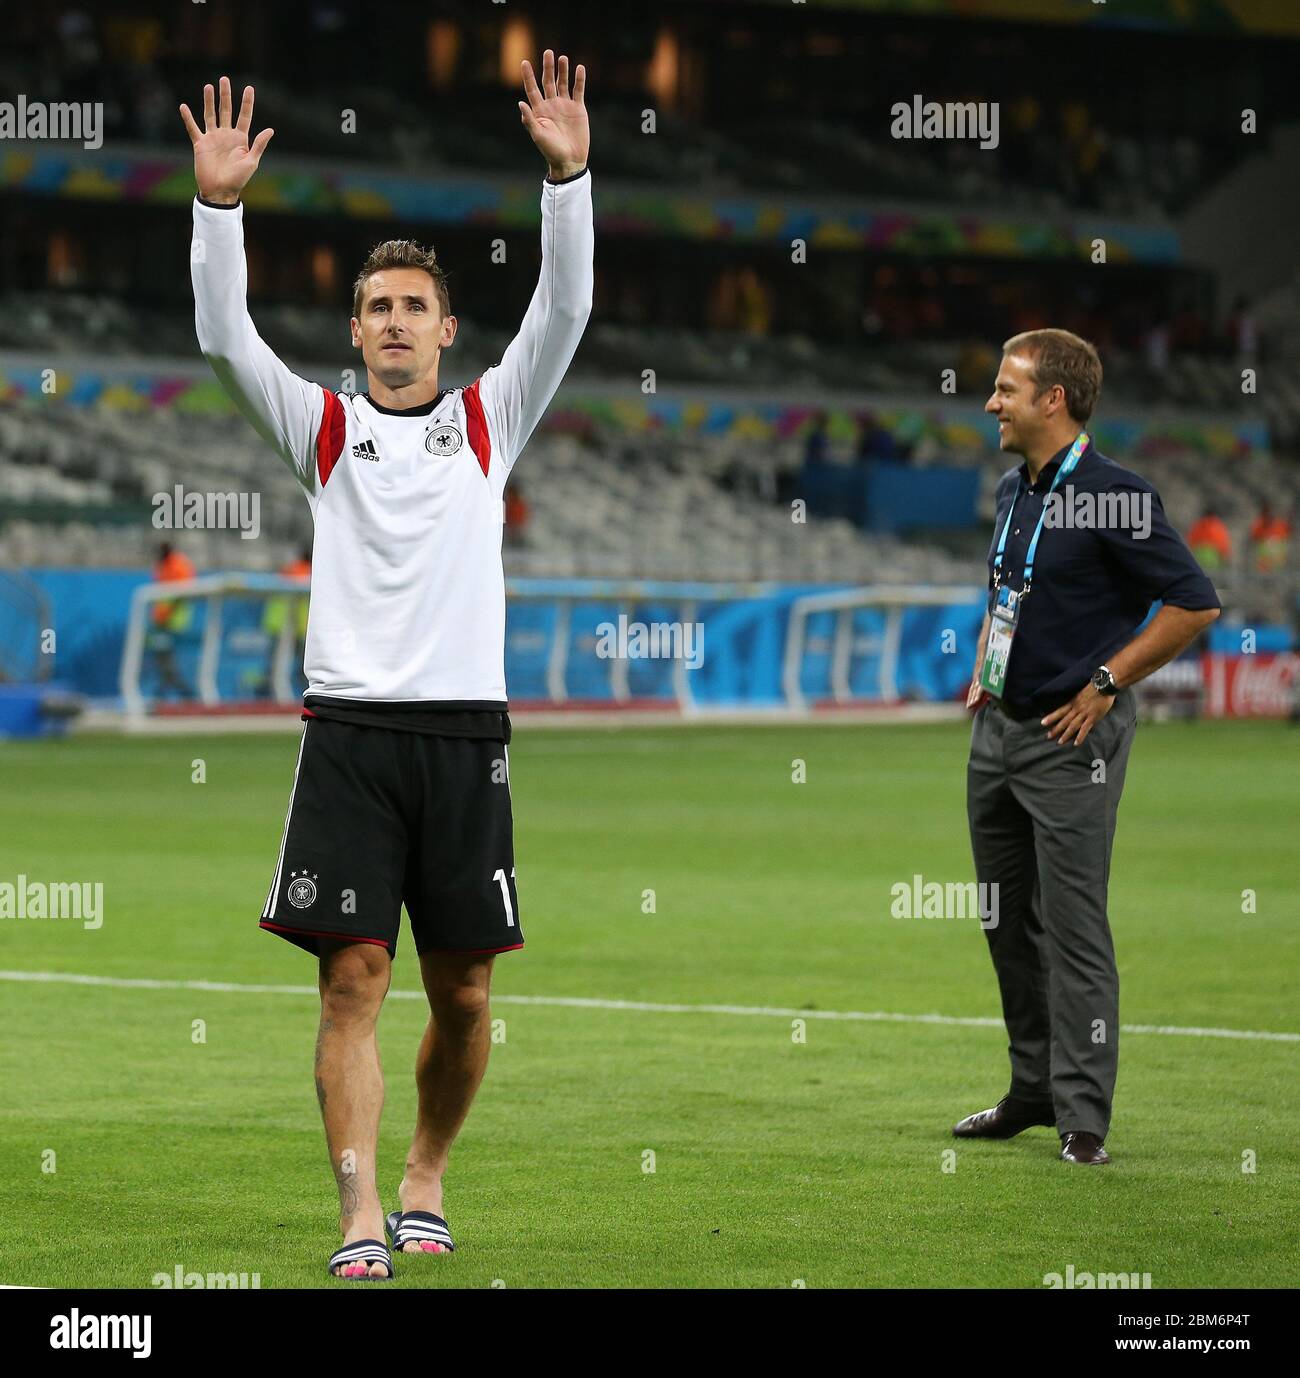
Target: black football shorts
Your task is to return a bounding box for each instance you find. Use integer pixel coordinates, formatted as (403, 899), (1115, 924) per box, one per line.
(259, 718), (522, 958)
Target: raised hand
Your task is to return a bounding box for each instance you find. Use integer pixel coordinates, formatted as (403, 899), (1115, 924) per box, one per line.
(179, 76), (274, 205)
(518, 50), (589, 180)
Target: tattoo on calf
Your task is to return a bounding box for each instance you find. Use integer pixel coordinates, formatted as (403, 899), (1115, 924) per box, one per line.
(314, 1016), (334, 1068)
(336, 1155), (360, 1220)
(314, 1018), (334, 1109)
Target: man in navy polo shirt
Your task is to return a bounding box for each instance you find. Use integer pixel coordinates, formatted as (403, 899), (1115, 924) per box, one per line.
(957, 329), (1220, 1165)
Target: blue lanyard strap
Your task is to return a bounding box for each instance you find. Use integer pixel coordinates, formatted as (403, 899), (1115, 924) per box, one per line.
(992, 431), (1090, 591)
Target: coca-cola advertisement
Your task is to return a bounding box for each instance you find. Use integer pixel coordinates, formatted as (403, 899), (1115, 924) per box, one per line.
(1202, 652), (1300, 719)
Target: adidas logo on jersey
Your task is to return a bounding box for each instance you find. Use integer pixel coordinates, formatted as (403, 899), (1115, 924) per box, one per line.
(350, 440), (379, 461)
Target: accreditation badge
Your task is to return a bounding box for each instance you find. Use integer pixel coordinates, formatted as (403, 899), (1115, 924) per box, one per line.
(978, 584), (1022, 699)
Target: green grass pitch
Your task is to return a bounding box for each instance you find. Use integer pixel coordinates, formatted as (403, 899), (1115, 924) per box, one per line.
(1, 720), (1296, 1289)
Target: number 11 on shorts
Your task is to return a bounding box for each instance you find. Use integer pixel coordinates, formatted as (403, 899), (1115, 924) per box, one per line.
(493, 867), (516, 927)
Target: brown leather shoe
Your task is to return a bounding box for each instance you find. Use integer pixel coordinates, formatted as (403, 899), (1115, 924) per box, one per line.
(952, 1096), (1056, 1139)
(1060, 1131), (1110, 1164)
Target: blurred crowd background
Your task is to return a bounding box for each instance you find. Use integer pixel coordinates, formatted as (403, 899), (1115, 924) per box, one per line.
(1, 0), (1297, 711)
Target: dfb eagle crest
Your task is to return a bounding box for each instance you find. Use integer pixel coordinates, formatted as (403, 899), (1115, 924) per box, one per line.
(425, 425), (463, 456)
(287, 871), (318, 908)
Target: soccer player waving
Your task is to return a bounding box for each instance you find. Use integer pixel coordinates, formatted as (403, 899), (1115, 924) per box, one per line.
(181, 54), (593, 1280)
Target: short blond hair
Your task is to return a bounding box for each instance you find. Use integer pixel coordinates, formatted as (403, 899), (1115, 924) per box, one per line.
(1002, 328), (1102, 424)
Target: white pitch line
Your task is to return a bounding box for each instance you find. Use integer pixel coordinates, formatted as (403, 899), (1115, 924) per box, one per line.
(1, 969), (1296, 1042)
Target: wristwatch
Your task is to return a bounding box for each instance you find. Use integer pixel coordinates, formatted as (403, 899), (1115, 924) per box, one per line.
(1091, 665), (1119, 696)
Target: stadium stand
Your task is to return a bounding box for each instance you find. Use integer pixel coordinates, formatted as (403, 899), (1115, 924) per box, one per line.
(2, 0), (1297, 711)
(5, 4), (1295, 214)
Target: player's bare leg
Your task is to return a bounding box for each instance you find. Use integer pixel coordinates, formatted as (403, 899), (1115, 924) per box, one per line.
(396, 952), (495, 1248)
(317, 939), (392, 1277)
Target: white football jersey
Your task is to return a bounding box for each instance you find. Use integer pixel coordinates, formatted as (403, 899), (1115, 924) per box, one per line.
(190, 171), (594, 706)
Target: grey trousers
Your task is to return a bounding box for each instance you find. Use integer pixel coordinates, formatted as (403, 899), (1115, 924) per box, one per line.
(966, 688), (1137, 1139)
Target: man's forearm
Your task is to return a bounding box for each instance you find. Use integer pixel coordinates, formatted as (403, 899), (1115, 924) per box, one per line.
(191, 197), (322, 486)
(1107, 605), (1219, 689)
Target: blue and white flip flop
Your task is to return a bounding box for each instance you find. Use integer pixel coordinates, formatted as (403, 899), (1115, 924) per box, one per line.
(385, 1209), (455, 1254)
(328, 1237), (394, 1280)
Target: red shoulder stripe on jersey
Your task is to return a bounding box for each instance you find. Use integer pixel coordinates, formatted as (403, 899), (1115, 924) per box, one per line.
(463, 379), (491, 478)
(315, 388), (347, 488)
